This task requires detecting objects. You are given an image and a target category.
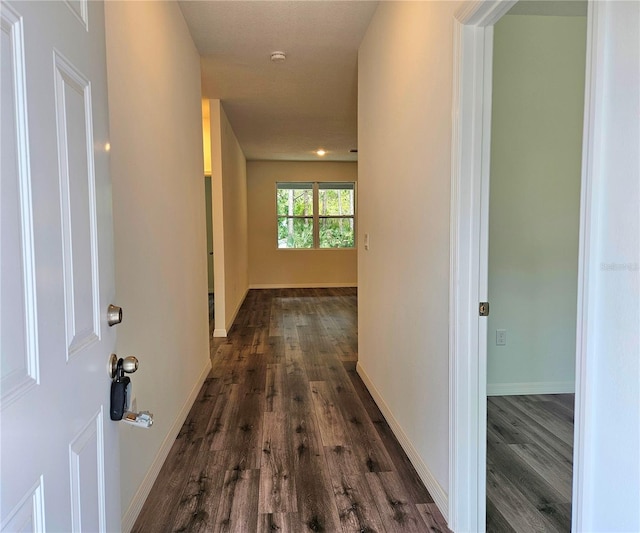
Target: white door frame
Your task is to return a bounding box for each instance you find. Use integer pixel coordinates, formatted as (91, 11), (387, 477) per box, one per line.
(449, 0), (598, 530)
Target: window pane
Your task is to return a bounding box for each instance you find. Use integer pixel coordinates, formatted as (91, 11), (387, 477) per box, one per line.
(277, 217), (314, 248)
(318, 184), (354, 216)
(319, 217), (354, 248)
(276, 183), (313, 216)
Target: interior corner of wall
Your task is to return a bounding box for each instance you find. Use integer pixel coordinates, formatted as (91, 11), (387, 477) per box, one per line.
(225, 286), (249, 334)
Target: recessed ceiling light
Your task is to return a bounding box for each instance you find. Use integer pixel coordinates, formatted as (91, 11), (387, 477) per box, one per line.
(316, 149), (326, 156)
(270, 51), (286, 63)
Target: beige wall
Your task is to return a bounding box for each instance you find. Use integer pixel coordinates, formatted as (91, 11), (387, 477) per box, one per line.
(208, 100), (249, 335)
(488, 15), (586, 395)
(247, 161), (357, 288)
(358, 1), (462, 513)
(105, 2), (210, 528)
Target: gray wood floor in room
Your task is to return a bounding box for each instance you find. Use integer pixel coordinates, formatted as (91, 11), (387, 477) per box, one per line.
(134, 288), (450, 532)
(486, 394), (574, 533)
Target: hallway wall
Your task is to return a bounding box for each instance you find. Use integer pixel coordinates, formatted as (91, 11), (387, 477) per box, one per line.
(207, 100), (249, 336)
(487, 14), (587, 395)
(357, 1), (462, 515)
(358, 2), (640, 529)
(105, 2), (210, 529)
(247, 161), (357, 288)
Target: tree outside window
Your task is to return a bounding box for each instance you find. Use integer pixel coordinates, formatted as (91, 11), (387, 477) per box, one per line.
(276, 182), (355, 249)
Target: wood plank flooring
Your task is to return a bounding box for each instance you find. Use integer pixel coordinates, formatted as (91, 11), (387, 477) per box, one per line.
(134, 288), (450, 533)
(486, 394), (574, 533)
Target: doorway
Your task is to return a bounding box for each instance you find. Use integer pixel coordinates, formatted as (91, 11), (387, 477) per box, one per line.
(205, 175), (214, 326)
(485, 6), (587, 530)
(448, 0), (595, 531)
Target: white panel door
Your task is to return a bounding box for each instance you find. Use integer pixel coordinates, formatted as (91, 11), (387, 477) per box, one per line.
(1, 1), (120, 531)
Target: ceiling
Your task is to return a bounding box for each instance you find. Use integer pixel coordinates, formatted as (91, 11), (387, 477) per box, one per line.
(178, 1), (379, 162)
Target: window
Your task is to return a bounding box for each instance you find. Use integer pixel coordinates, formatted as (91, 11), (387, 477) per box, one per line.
(276, 182), (314, 248)
(318, 182), (355, 248)
(277, 182), (355, 249)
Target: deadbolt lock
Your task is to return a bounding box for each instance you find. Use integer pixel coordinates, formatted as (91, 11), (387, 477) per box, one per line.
(107, 304), (123, 327)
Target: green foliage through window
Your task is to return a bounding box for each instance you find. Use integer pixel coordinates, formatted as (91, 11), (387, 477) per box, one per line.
(276, 182), (355, 249)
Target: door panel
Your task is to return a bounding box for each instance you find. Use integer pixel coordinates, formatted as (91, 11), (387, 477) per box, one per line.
(1, 1), (119, 531)
(0, 478), (45, 533)
(0, 1), (39, 409)
(53, 51), (101, 358)
(69, 411), (106, 532)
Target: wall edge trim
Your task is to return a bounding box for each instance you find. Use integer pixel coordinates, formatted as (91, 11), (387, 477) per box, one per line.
(121, 358), (212, 533)
(356, 361), (449, 521)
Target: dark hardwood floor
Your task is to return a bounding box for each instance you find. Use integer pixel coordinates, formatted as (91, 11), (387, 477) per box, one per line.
(134, 288), (450, 532)
(486, 394), (574, 533)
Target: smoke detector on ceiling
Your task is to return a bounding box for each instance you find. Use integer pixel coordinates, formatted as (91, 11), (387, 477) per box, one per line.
(270, 51), (286, 63)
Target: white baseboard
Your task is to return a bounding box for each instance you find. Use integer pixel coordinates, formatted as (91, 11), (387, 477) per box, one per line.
(213, 328), (227, 338)
(356, 362), (449, 520)
(121, 358), (212, 533)
(249, 282), (357, 289)
(487, 381), (575, 396)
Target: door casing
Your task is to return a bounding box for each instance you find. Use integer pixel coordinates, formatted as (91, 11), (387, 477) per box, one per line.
(448, 1), (598, 531)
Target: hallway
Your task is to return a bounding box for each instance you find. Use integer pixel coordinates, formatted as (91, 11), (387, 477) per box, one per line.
(133, 289), (449, 532)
